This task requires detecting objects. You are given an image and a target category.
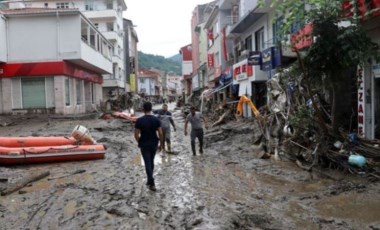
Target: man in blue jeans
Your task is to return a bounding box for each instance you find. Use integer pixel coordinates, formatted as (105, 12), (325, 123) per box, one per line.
(134, 101), (164, 191)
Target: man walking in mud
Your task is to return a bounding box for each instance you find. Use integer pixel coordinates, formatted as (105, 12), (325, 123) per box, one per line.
(184, 106), (208, 156)
(154, 103), (176, 156)
(134, 101), (164, 191)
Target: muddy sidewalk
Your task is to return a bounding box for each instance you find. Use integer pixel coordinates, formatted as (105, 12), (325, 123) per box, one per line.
(0, 111), (380, 229)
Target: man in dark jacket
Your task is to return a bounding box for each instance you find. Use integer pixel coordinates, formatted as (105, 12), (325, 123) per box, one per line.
(134, 101), (164, 191)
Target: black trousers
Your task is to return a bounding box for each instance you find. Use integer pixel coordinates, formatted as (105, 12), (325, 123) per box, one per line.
(190, 129), (204, 154)
(140, 145), (157, 185)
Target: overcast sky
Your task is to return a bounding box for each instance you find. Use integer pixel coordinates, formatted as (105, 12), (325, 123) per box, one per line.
(123, 0), (213, 58)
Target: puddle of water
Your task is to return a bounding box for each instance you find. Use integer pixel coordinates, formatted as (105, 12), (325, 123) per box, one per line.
(131, 154), (174, 166)
(315, 192), (380, 223)
(285, 201), (320, 230)
(257, 173), (333, 198)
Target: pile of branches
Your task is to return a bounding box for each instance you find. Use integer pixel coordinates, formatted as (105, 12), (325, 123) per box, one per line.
(204, 100), (237, 128)
(256, 66), (380, 180)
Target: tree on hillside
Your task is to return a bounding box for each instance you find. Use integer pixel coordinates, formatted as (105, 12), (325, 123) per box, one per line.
(264, 0), (379, 136)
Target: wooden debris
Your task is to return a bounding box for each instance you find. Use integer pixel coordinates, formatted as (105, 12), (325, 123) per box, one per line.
(1, 171), (50, 196)
(212, 110), (231, 127)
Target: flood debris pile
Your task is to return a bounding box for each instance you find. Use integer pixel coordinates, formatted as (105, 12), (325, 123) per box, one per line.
(257, 66), (380, 180)
(202, 65), (380, 181)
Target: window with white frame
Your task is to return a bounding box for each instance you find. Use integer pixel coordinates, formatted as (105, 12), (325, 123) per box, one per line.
(85, 0), (94, 10)
(255, 27), (265, 51)
(245, 35), (253, 51)
(56, 2), (69, 8)
(106, 22), (114, 31)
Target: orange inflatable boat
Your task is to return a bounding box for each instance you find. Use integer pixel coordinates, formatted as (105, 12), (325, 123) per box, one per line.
(0, 125), (106, 165)
(0, 136), (78, 147)
(0, 144), (106, 165)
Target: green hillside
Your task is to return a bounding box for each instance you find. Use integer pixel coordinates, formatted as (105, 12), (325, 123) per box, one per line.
(138, 51), (182, 75)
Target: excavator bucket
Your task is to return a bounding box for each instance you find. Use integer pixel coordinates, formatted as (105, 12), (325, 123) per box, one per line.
(236, 95), (260, 117)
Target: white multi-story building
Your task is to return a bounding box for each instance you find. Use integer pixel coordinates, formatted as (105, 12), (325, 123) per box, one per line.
(0, 8), (113, 114)
(137, 69), (161, 98)
(167, 73), (182, 100)
(7, 0), (128, 101)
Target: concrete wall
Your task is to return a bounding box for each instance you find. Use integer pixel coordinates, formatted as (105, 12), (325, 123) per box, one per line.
(241, 0), (259, 17)
(0, 15), (6, 63)
(59, 15), (81, 60)
(1, 78), (13, 113)
(11, 78), (22, 109)
(54, 76), (66, 114)
(182, 61), (193, 76)
(7, 14), (79, 62)
(46, 77), (55, 108)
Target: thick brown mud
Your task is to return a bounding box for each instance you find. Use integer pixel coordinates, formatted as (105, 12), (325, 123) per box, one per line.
(0, 104), (379, 229)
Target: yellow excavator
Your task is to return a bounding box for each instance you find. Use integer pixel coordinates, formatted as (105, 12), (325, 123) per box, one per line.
(236, 95), (260, 118)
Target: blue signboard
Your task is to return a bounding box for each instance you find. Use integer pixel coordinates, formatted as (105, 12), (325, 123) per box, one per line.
(260, 47), (282, 71)
(247, 51), (262, 66)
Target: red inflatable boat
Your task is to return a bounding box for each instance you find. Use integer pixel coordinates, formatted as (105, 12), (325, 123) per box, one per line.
(0, 136), (78, 147)
(0, 125), (106, 165)
(0, 142), (106, 165)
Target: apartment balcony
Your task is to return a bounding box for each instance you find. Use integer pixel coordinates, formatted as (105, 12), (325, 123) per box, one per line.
(112, 55), (124, 68)
(219, 0), (236, 10)
(229, 0), (272, 34)
(103, 31), (122, 44)
(0, 8), (112, 74)
(83, 9), (119, 21)
(102, 78), (125, 88)
(65, 41), (113, 74)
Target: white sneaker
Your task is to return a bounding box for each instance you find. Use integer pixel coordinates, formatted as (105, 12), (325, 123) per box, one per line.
(160, 150), (166, 157)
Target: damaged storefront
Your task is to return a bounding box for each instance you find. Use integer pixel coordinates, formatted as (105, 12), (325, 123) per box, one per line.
(0, 62), (103, 115)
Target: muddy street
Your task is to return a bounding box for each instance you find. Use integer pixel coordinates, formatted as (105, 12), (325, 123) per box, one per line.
(1, 104), (380, 230)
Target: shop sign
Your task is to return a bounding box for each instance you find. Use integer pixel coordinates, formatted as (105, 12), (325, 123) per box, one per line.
(129, 74), (136, 92)
(357, 68), (365, 137)
(233, 60), (253, 84)
(247, 51), (261, 66)
(207, 53), (214, 67)
(261, 47), (281, 71)
(290, 23), (313, 51)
